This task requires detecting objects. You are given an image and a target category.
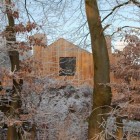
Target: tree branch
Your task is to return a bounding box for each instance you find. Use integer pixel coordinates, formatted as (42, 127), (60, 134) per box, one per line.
(24, 0), (36, 23)
(111, 26), (140, 36)
(102, 1), (130, 23)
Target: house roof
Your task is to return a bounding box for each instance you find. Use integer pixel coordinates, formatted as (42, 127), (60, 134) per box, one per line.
(47, 38), (92, 54)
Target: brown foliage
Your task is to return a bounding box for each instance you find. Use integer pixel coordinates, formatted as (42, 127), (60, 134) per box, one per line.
(111, 35), (140, 120)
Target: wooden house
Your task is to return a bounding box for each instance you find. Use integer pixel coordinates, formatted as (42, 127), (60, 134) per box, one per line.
(33, 38), (93, 86)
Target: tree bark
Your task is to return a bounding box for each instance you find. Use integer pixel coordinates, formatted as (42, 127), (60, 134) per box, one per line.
(7, 51), (21, 140)
(85, 0), (112, 139)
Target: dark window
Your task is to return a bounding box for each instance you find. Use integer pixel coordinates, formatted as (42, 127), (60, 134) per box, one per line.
(59, 57), (76, 76)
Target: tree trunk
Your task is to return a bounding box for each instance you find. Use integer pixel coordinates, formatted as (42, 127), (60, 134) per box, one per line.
(7, 51), (21, 140)
(5, 0), (22, 139)
(85, 0), (112, 139)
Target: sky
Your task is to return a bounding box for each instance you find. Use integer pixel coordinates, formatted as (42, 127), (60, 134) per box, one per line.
(0, 0), (140, 51)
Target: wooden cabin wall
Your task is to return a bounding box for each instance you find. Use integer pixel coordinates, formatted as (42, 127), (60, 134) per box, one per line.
(33, 38), (93, 87)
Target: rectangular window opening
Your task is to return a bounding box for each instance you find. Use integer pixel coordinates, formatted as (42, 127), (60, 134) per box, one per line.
(59, 57), (76, 76)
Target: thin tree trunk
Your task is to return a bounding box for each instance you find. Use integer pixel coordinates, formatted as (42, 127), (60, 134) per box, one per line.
(85, 0), (112, 139)
(7, 51), (21, 140)
(5, 0), (22, 139)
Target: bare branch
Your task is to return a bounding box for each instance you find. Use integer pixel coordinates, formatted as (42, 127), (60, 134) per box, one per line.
(24, 0), (36, 23)
(102, 1), (130, 23)
(111, 26), (140, 36)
